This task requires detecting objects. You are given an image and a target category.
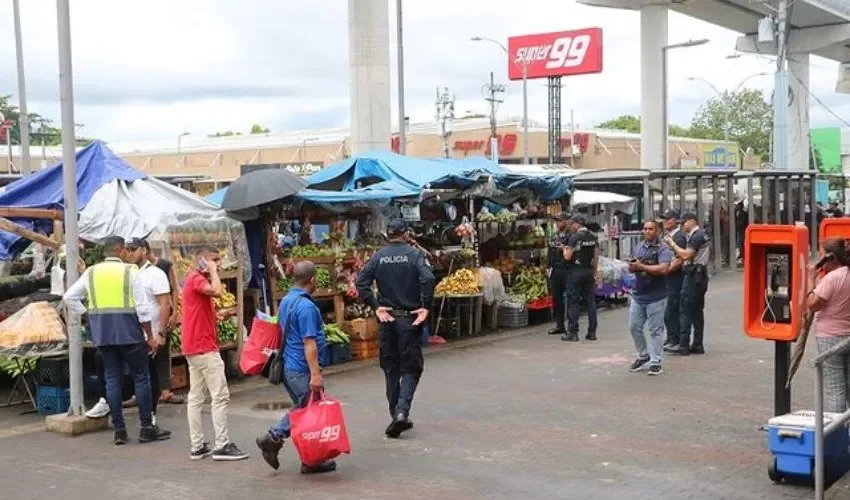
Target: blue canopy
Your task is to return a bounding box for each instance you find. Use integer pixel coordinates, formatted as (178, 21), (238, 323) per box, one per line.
(0, 140), (144, 259)
(206, 187), (228, 206)
(306, 151), (506, 192)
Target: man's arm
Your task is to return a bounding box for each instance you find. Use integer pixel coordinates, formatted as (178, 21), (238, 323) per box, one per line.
(639, 246), (672, 276)
(300, 307), (324, 391)
(156, 294), (171, 337)
(62, 268), (90, 317)
(355, 255), (380, 310)
(416, 252), (435, 308)
(167, 265), (179, 314)
(199, 266), (223, 297)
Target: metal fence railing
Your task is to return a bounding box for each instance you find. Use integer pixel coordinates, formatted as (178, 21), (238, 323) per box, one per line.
(811, 336), (850, 499)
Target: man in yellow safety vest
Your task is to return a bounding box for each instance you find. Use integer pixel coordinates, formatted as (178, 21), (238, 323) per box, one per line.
(64, 236), (171, 445)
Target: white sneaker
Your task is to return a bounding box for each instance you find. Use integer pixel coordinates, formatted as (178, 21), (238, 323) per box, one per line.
(85, 397), (110, 419)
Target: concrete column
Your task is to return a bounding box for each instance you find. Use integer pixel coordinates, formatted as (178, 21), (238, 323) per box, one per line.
(348, 0), (391, 155)
(788, 53), (810, 170)
(640, 5), (668, 170)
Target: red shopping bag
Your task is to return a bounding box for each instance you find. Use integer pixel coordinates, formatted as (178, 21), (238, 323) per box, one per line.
(238, 312), (280, 376)
(289, 392), (351, 466)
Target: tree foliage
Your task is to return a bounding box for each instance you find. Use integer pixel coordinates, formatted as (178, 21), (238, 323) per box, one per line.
(689, 88), (771, 158)
(209, 130), (242, 138)
(0, 95), (93, 146)
(597, 114), (641, 133)
(250, 124), (270, 134)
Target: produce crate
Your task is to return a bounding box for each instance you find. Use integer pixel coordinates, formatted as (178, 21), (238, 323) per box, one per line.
(37, 384), (70, 415)
(35, 357), (70, 387)
(497, 305), (529, 328)
(343, 318), (379, 341)
(351, 339), (379, 361)
(170, 363), (189, 390)
(528, 308), (552, 325)
(328, 343), (352, 365)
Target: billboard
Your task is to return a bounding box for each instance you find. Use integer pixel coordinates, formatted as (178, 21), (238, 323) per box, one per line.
(507, 28), (603, 80)
(699, 143), (739, 169)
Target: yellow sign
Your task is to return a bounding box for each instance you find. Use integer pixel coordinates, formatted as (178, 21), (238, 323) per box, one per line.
(699, 143), (739, 169)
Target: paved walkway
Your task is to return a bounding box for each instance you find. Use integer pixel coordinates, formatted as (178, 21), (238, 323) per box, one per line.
(1, 272), (847, 499)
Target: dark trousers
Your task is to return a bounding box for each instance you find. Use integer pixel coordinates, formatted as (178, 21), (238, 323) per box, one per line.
(567, 267), (598, 335)
(379, 316), (424, 418)
(549, 268), (569, 329)
(679, 270), (708, 349)
(99, 343), (153, 430)
(664, 275), (684, 346)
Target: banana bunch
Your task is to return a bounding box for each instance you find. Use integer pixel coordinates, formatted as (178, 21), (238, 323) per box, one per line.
(435, 269), (479, 296)
(0, 355), (33, 377)
(215, 291), (237, 309)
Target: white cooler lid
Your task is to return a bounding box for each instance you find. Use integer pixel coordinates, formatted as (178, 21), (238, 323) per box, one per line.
(768, 410), (844, 429)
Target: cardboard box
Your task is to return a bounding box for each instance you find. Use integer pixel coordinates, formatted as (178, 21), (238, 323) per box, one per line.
(343, 318), (379, 341)
(351, 339), (379, 360)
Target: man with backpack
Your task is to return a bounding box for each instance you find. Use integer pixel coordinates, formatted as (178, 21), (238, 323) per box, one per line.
(256, 260), (334, 474)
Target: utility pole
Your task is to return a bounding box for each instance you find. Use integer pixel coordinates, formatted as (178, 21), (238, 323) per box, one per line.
(435, 86), (455, 159)
(482, 72), (507, 161)
(772, 0), (790, 170)
(395, 0), (406, 155)
(13, 0), (31, 176)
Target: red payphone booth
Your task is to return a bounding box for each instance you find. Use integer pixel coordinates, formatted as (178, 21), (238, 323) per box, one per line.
(820, 218), (850, 244)
(744, 224), (809, 416)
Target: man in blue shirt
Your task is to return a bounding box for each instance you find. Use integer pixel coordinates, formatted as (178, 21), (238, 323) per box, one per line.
(627, 220), (672, 376)
(256, 261), (334, 474)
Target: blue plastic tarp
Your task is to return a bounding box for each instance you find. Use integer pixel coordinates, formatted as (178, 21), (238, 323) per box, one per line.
(206, 187), (228, 206)
(306, 151), (506, 192)
(298, 180), (419, 203)
(0, 141), (144, 259)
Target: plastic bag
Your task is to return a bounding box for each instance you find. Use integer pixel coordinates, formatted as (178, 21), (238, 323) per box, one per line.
(289, 392), (351, 466)
(479, 267), (506, 305)
(596, 257), (631, 289)
(238, 312), (280, 376)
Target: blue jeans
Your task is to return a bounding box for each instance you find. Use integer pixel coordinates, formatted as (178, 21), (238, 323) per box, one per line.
(98, 343), (153, 430)
(629, 297), (667, 367)
(269, 370), (311, 439)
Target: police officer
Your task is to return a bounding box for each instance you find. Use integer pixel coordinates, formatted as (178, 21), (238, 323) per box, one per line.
(546, 213), (572, 335)
(663, 211), (710, 355)
(562, 213), (599, 342)
(660, 209), (688, 350)
(356, 219), (435, 438)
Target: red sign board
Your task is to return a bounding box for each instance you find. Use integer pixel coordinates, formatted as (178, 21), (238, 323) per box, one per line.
(507, 28), (603, 81)
(453, 134), (518, 157)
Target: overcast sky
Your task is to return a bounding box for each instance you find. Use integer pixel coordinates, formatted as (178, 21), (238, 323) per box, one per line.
(1, 0), (847, 146)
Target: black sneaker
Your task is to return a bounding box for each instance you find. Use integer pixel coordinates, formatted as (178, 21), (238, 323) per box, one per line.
(113, 428), (129, 445)
(667, 345), (690, 356)
(212, 442), (250, 461)
(628, 357), (650, 372)
(647, 365), (663, 376)
(190, 443), (214, 461)
(385, 412), (410, 439)
(300, 460), (337, 474)
(547, 327), (566, 335)
(585, 332), (597, 341)
(689, 345), (705, 355)
(256, 434), (283, 470)
(139, 425), (171, 443)
(561, 333), (580, 342)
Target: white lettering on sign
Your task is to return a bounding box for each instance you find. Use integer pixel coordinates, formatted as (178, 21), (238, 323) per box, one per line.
(379, 255), (409, 264)
(515, 45), (552, 64)
(544, 34), (591, 69)
(301, 424), (341, 444)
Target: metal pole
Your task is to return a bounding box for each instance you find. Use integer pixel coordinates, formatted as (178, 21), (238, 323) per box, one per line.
(661, 47), (669, 170)
(522, 63), (529, 165)
(6, 132), (11, 173)
(177, 135), (182, 154)
(810, 177), (818, 258)
(13, 0), (31, 176)
(814, 362), (825, 500)
(396, 0), (406, 155)
(772, 0), (790, 170)
(679, 177), (686, 213)
(712, 177), (721, 274)
(726, 176), (735, 268)
(489, 72), (497, 144)
(747, 176), (754, 226)
(569, 108), (576, 168)
(774, 341), (791, 416)
(57, 0), (83, 416)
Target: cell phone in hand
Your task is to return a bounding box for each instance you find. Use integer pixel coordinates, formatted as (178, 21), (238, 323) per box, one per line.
(196, 257), (208, 271)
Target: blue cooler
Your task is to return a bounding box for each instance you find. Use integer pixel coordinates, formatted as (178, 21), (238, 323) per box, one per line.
(767, 411), (850, 485)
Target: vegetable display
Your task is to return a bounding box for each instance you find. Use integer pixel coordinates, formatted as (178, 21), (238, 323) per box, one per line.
(216, 320), (238, 345)
(290, 245), (336, 259)
(324, 323), (350, 345)
(507, 267), (548, 302)
(169, 327), (182, 354)
(276, 276), (294, 292)
(315, 267), (332, 289)
(435, 269), (479, 296)
(0, 355), (34, 377)
(344, 303), (374, 320)
(214, 289), (237, 309)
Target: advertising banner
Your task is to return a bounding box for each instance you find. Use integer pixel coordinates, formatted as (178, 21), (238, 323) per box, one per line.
(507, 28), (603, 80)
(699, 143), (739, 169)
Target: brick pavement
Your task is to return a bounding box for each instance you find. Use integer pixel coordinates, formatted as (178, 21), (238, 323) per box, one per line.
(1, 272), (848, 499)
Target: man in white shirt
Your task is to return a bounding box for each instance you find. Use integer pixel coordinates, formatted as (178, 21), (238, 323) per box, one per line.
(125, 238), (172, 425)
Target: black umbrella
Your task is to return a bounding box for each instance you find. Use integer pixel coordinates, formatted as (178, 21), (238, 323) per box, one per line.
(221, 169), (308, 212)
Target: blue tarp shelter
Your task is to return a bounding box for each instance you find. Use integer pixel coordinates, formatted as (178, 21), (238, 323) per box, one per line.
(206, 187), (228, 206)
(0, 141), (144, 259)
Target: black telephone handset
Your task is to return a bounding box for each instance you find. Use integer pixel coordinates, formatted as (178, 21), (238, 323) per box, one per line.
(770, 264), (782, 293)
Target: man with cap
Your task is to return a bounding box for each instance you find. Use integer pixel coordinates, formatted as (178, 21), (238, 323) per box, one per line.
(562, 213), (599, 342)
(661, 209), (688, 350)
(356, 219), (435, 438)
(663, 211), (710, 355)
(546, 213), (572, 335)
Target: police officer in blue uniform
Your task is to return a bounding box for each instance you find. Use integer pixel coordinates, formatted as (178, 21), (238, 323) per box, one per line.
(661, 209), (688, 350)
(547, 213), (572, 335)
(356, 219), (435, 438)
(562, 213), (599, 342)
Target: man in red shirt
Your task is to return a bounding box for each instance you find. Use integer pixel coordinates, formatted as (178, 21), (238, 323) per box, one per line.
(181, 246), (248, 461)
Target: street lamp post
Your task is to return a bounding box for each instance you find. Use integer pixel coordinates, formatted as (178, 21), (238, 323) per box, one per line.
(13, 0), (31, 176)
(396, 0), (406, 155)
(471, 36), (530, 165)
(177, 131), (190, 154)
(661, 38), (709, 170)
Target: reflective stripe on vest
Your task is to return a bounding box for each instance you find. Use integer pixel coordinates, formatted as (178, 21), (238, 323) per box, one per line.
(86, 261), (136, 315)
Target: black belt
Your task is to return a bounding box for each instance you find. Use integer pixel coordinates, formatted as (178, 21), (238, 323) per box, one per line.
(390, 309), (413, 317)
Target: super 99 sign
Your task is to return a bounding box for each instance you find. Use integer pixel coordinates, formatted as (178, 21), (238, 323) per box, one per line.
(507, 27), (603, 80)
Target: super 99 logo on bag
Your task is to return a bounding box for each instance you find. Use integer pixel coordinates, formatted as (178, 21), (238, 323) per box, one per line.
(301, 425), (341, 444)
